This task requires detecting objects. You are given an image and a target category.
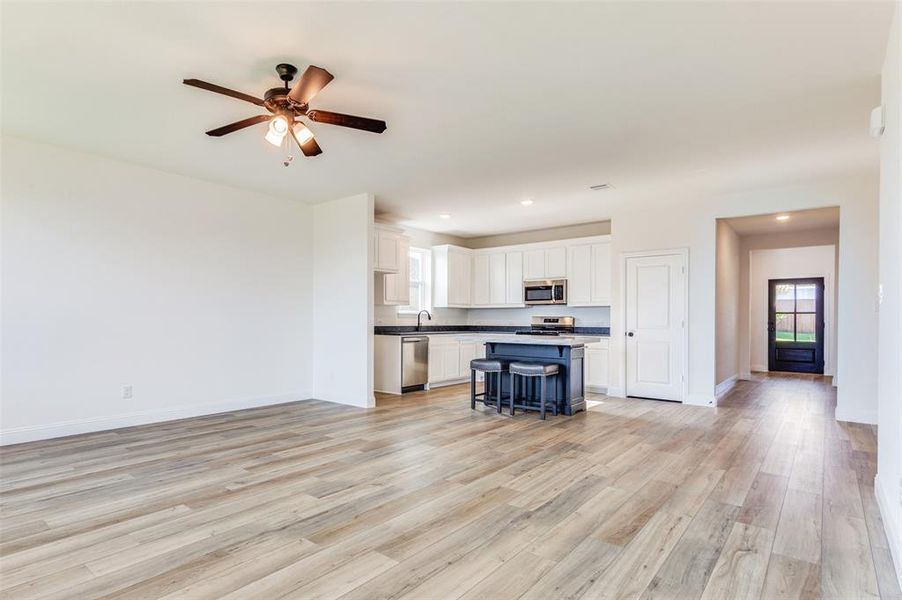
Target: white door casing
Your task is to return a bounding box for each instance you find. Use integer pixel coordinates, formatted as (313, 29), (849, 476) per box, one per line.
(624, 252), (686, 401)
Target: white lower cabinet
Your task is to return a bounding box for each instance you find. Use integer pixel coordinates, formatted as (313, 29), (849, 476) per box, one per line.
(585, 338), (610, 392)
(428, 336), (487, 387)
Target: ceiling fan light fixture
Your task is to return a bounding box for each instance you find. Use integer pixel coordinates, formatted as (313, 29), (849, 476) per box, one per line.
(265, 116), (289, 146)
(293, 123), (315, 144)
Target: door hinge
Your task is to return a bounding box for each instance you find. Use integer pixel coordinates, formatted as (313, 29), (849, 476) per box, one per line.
(681, 266), (686, 274)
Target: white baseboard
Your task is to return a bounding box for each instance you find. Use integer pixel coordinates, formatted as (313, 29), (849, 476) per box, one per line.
(739, 371), (752, 380)
(875, 474), (902, 592)
(834, 405), (878, 425)
(751, 364), (767, 372)
(586, 384), (609, 394)
(715, 375), (738, 399)
(0, 392), (311, 446)
(606, 386), (626, 398)
(685, 394), (716, 407)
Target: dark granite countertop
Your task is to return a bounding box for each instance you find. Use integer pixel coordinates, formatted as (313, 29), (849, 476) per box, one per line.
(374, 325), (610, 336)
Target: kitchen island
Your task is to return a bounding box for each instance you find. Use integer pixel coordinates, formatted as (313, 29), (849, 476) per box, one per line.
(483, 335), (601, 415)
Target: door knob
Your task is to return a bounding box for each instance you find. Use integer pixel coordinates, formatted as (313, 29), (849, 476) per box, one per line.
(627, 332), (635, 337)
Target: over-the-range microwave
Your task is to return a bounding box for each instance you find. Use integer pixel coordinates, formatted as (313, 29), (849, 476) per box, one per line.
(523, 279), (567, 305)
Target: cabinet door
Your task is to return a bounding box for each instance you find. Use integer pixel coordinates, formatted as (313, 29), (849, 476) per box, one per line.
(591, 242), (611, 305)
(567, 244), (592, 306)
(428, 342), (443, 383)
(383, 237), (410, 304)
(472, 254), (490, 306)
(586, 344), (609, 388)
(459, 341), (479, 378)
(375, 230), (399, 272)
(524, 249), (545, 280)
(506, 251), (523, 305)
(545, 246), (567, 278)
(489, 253), (507, 305)
(442, 344), (461, 380)
(456, 251), (472, 305)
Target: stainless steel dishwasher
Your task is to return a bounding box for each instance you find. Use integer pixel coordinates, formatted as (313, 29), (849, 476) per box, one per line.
(401, 336), (429, 393)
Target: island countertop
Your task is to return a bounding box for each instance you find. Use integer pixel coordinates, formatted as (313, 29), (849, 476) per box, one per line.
(482, 335), (602, 346)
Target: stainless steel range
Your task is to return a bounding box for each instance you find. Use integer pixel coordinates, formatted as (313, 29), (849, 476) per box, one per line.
(515, 316), (575, 336)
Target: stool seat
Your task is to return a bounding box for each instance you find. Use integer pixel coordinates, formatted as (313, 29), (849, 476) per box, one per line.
(509, 362), (559, 376)
(470, 358), (508, 372)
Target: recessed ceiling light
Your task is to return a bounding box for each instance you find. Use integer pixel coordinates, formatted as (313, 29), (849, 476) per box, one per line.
(776, 214), (790, 222)
(520, 199), (534, 206)
(439, 213), (451, 219)
(589, 183), (613, 191)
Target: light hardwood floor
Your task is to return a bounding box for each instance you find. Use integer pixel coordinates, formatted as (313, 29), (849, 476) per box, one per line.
(1, 373), (899, 599)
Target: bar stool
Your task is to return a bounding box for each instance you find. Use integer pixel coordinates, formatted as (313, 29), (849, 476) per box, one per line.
(509, 362), (559, 420)
(469, 358), (509, 413)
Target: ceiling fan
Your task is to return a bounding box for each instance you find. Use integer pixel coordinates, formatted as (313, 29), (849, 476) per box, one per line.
(183, 63), (386, 159)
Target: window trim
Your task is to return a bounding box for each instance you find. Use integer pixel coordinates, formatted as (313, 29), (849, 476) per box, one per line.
(397, 246), (432, 315)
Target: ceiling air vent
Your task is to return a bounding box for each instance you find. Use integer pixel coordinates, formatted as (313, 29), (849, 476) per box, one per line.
(589, 183), (613, 191)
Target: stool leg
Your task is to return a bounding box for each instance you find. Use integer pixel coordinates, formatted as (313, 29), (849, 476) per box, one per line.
(510, 374), (516, 415)
(553, 374), (558, 416)
(470, 369), (476, 409)
(496, 372), (502, 413)
(540, 375), (546, 420)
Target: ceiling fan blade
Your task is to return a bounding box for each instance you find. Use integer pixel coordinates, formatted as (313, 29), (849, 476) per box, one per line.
(289, 124), (323, 157)
(205, 115), (271, 137)
(306, 110), (387, 134)
(287, 66), (334, 104)
(183, 79), (265, 107)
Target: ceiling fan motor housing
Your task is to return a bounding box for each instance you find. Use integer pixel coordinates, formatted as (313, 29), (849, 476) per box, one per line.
(275, 63), (298, 82)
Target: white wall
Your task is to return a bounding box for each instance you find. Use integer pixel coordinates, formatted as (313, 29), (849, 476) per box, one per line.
(748, 245), (836, 375)
(608, 174), (879, 419)
(876, 5), (902, 590)
(1, 137), (315, 444)
(313, 193), (375, 408)
(715, 220), (741, 388)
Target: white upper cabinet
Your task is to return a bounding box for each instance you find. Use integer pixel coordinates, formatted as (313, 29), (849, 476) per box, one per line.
(523, 246), (567, 280)
(374, 225), (410, 306)
(374, 225), (404, 273)
(470, 250), (524, 308)
(434, 245), (472, 308)
(545, 246), (567, 278)
(524, 249), (545, 280)
(567, 238), (611, 307)
(381, 236), (410, 305)
(472, 254), (491, 306)
(567, 244), (592, 305)
(489, 253), (507, 305)
(591, 242), (612, 305)
(506, 251), (524, 305)
(434, 235), (609, 309)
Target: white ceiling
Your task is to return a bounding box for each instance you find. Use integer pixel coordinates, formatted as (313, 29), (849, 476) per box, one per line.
(1, 2), (893, 236)
(723, 206), (840, 236)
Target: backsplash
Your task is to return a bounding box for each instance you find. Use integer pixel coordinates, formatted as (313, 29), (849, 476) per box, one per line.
(467, 305), (610, 327)
(374, 304), (610, 328)
(374, 305), (468, 326)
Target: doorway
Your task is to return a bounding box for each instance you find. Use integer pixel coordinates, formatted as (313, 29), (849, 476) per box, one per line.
(624, 251), (687, 401)
(768, 277), (825, 374)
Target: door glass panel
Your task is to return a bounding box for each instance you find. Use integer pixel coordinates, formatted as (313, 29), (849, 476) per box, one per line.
(796, 284), (816, 312)
(775, 313), (794, 341)
(796, 314), (816, 342)
(775, 284), (795, 312)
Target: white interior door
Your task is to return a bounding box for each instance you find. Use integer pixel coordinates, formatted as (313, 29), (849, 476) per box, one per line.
(625, 253), (685, 401)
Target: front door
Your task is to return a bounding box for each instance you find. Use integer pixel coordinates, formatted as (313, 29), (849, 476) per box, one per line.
(625, 253), (686, 401)
(768, 278), (825, 374)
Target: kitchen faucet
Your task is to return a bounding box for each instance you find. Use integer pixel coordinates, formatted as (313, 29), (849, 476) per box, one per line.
(417, 310), (432, 331)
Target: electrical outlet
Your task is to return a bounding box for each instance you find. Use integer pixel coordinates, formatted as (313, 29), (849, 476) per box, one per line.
(122, 385), (133, 400)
